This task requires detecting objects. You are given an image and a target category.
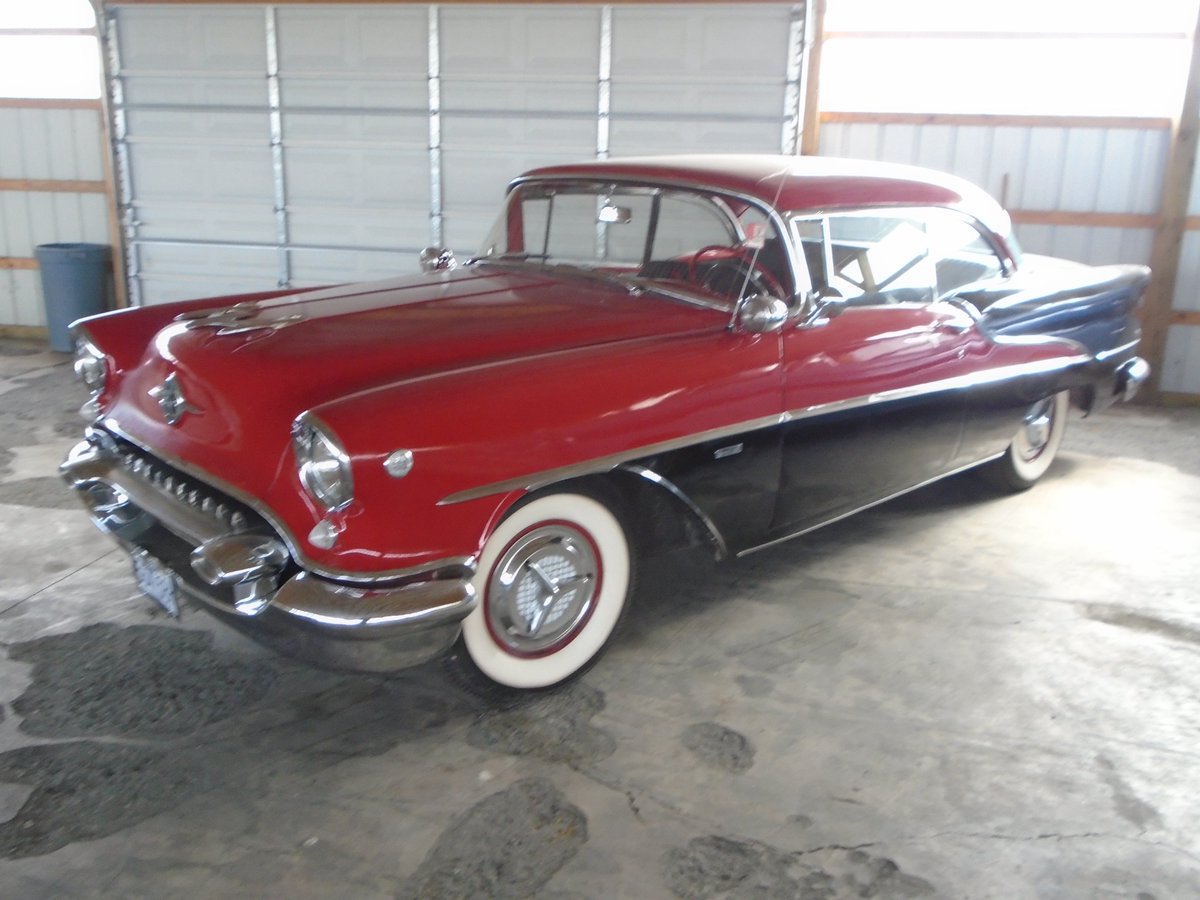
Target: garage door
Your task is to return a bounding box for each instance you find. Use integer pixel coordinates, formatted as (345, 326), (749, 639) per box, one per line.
(106, 3), (806, 305)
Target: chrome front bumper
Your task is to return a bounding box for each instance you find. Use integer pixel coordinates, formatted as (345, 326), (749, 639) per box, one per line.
(60, 430), (476, 672)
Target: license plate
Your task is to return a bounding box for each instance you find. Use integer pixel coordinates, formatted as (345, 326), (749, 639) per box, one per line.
(131, 550), (180, 617)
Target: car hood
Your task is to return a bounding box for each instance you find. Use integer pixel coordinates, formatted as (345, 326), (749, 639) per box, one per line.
(104, 265), (722, 496)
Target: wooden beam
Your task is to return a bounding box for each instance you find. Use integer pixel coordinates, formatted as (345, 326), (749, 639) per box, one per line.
(799, 0), (826, 156)
(1141, 3), (1200, 401)
(1171, 310), (1200, 326)
(826, 31), (1189, 41)
(0, 98), (102, 110)
(0, 178), (107, 194)
(0, 325), (50, 341)
(0, 28), (97, 36)
(1160, 391), (1200, 407)
(1009, 210), (1158, 229)
(0, 258), (39, 270)
(820, 111), (1172, 130)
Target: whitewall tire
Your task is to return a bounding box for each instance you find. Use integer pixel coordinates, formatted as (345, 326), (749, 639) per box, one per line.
(459, 492), (632, 690)
(982, 390), (1070, 491)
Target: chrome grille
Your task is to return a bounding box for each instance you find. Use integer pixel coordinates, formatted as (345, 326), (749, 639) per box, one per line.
(109, 436), (265, 535)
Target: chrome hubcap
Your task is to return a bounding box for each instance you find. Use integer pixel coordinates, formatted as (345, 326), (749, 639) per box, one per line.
(487, 524), (598, 655)
(1018, 398), (1055, 461)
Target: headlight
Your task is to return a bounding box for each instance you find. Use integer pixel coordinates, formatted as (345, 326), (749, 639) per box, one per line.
(292, 413), (354, 511)
(73, 337), (107, 420)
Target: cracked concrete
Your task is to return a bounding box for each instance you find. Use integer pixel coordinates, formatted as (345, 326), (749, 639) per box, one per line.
(0, 338), (1198, 897)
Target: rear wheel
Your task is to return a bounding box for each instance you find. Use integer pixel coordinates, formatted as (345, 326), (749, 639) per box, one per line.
(979, 390), (1070, 492)
(455, 491), (633, 691)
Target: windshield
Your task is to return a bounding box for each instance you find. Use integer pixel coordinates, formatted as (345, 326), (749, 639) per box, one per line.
(477, 181), (795, 309)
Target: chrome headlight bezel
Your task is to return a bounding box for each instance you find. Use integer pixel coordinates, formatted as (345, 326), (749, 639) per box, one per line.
(291, 413), (354, 512)
(73, 336), (108, 421)
(73, 337), (107, 395)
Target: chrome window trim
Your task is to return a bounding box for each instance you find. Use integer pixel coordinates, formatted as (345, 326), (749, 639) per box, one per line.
(439, 351), (1089, 506)
(508, 174), (807, 306)
(785, 204), (1013, 300)
(99, 418), (475, 584)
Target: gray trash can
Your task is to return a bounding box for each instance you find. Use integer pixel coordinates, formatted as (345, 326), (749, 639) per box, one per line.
(35, 243), (112, 352)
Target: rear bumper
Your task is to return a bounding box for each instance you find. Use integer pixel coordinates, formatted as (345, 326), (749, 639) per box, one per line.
(60, 429), (476, 672)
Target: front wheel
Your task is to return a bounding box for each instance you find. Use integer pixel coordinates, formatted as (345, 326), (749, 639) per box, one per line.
(979, 390), (1070, 492)
(455, 491), (633, 691)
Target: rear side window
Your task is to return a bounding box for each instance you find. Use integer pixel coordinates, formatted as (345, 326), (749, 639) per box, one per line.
(794, 209), (1004, 305)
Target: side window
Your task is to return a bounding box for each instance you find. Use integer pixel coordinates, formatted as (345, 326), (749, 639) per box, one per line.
(926, 210), (1004, 295)
(826, 214), (936, 305)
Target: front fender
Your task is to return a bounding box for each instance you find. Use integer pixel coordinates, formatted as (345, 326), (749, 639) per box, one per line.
(302, 329), (783, 575)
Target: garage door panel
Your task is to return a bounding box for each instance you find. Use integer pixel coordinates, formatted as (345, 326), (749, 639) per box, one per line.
(121, 76), (266, 110)
(288, 207), (431, 251)
(118, 8), (266, 74)
(285, 147), (429, 207)
(139, 243), (277, 278)
(612, 5), (790, 78)
(277, 7), (428, 76)
(128, 144), (275, 205)
(440, 79), (597, 116)
(133, 202), (277, 245)
(111, 3), (801, 303)
(612, 81), (784, 118)
(282, 110), (427, 147)
(439, 210), (500, 259)
(138, 273), (279, 307)
(280, 79), (429, 117)
(609, 119), (780, 156)
(125, 110), (268, 143)
(289, 248), (415, 285)
(440, 8), (600, 78)
(442, 114), (596, 152)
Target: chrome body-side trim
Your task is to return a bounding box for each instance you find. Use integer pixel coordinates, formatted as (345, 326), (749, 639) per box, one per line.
(439, 352), (1088, 506)
(618, 464), (729, 559)
(439, 412), (787, 506)
(736, 451), (1007, 558)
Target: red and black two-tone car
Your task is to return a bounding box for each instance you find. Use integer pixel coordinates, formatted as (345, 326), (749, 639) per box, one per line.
(62, 155), (1149, 690)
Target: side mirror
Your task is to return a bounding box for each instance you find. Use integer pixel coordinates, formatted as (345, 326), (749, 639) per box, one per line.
(419, 246), (458, 273)
(733, 293), (788, 334)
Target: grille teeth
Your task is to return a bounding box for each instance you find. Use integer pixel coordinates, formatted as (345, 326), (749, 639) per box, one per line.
(117, 442), (259, 535)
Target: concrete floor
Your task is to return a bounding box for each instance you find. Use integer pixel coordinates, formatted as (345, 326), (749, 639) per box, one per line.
(0, 337), (1198, 899)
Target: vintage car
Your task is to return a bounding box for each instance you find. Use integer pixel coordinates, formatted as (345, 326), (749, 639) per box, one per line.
(61, 155), (1150, 691)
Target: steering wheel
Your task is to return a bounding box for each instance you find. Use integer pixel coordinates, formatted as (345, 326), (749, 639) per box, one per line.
(688, 245), (783, 299)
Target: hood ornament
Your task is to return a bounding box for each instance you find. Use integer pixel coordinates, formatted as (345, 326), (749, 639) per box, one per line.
(176, 301), (302, 335)
(149, 372), (197, 426)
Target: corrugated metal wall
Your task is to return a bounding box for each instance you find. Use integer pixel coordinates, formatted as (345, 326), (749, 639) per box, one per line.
(0, 104), (112, 328)
(1166, 121), (1200, 395)
(820, 118), (1164, 265)
(819, 115), (1200, 394)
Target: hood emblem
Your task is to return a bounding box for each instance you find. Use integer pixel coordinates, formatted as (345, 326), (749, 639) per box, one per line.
(149, 373), (197, 426)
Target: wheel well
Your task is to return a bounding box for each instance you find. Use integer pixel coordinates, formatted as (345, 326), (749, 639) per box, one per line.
(525, 470), (724, 561)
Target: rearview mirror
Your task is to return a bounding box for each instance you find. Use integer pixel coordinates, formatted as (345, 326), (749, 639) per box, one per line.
(598, 203), (632, 224)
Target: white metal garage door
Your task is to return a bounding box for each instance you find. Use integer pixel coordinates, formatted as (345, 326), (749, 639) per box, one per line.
(106, 3), (805, 305)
